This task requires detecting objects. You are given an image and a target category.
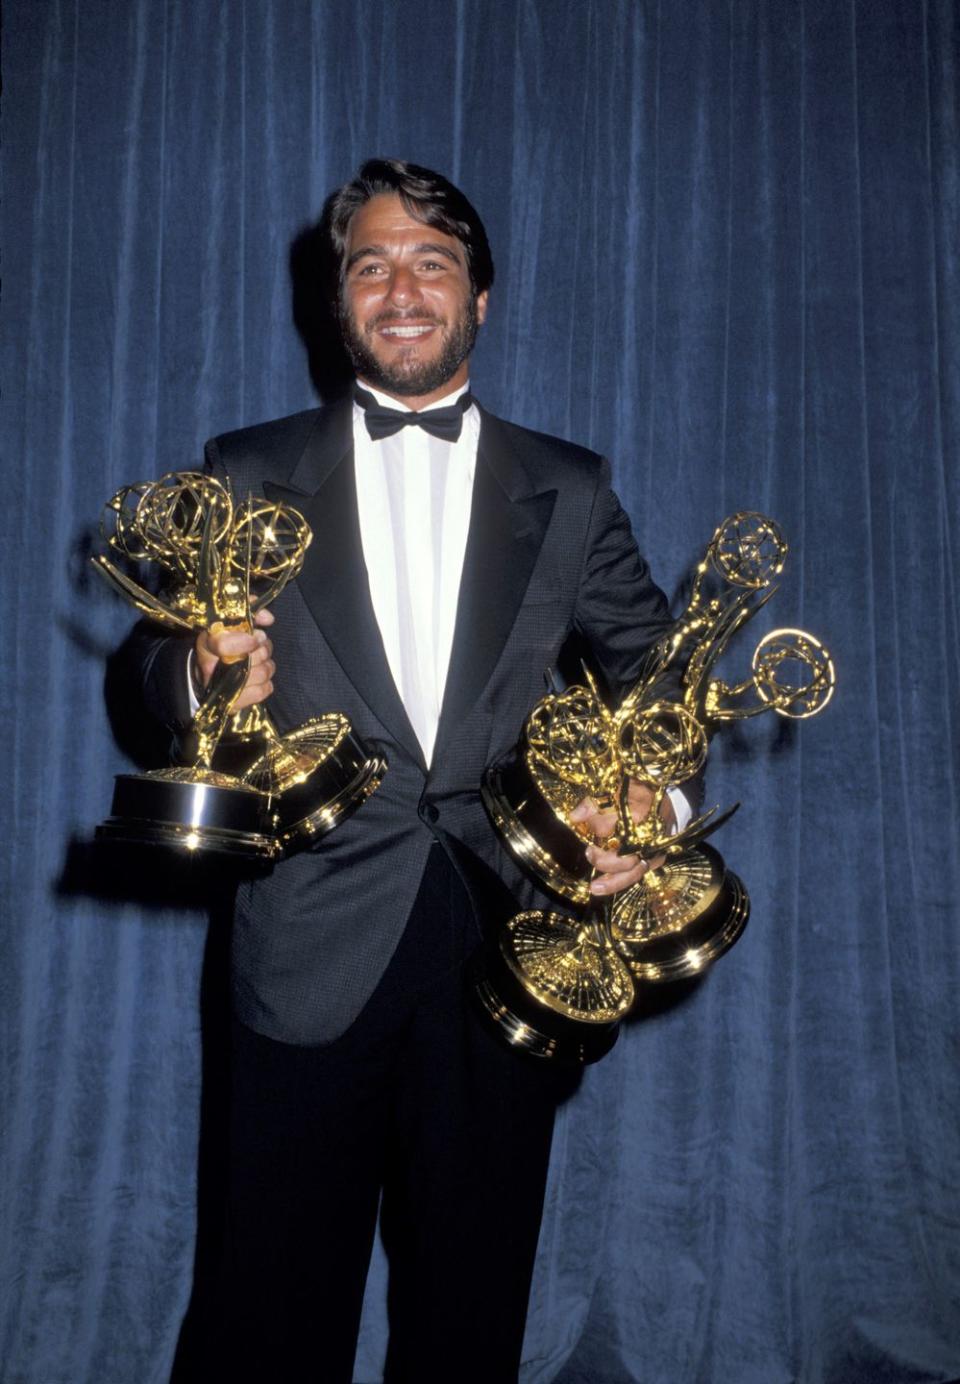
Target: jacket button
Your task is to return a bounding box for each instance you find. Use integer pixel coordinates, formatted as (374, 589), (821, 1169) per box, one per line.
(422, 802), (439, 824)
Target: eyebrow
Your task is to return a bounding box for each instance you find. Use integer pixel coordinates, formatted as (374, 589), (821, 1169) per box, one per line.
(345, 241), (463, 271)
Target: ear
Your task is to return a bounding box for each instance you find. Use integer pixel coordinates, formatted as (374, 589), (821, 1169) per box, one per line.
(476, 290), (489, 326)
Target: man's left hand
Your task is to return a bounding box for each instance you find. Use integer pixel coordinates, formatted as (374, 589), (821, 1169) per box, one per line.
(569, 781), (676, 896)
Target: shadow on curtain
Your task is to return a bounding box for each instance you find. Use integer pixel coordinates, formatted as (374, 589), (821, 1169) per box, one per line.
(2, 2), (958, 1381)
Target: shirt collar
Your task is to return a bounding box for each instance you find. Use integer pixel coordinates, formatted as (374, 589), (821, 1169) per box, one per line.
(354, 380), (471, 414)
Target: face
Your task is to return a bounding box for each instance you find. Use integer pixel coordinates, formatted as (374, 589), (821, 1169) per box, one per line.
(339, 193), (488, 406)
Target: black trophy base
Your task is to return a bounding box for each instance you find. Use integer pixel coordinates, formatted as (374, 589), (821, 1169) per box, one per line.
(611, 846), (751, 983)
(96, 770), (279, 860)
(256, 733), (388, 855)
(481, 754), (591, 906)
(472, 939), (621, 1066)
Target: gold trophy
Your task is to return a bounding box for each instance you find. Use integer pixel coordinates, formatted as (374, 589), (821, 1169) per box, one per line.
(93, 471), (385, 858)
(478, 512), (835, 1063)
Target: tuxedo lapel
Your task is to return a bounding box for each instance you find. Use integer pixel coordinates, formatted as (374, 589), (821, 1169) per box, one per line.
(262, 400), (425, 769)
(432, 409), (556, 768)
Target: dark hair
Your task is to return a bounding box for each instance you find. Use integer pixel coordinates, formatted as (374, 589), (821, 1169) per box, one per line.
(321, 158), (495, 300)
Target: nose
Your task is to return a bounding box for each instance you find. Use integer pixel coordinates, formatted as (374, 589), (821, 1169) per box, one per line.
(386, 265), (423, 308)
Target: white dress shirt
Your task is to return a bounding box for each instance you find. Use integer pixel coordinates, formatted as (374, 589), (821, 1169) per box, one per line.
(352, 380), (476, 766)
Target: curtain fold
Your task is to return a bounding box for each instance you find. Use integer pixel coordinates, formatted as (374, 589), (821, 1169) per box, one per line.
(2, 3), (957, 1381)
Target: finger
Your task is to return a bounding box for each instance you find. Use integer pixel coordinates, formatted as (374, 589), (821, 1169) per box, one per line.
(590, 860), (650, 895)
(247, 636), (273, 668)
(234, 678), (274, 709)
(252, 607), (275, 627)
(244, 659), (276, 687)
(196, 626), (267, 687)
(590, 844), (668, 874)
(586, 845), (641, 876)
(569, 797), (599, 824)
(211, 630), (261, 662)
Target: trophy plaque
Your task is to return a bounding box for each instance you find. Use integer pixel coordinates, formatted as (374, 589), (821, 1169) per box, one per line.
(477, 511), (835, 1063)
(93, 470), (385, 858)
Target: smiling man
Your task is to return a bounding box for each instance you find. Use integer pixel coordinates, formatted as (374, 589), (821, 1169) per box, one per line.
(147, 160), (687, 1383)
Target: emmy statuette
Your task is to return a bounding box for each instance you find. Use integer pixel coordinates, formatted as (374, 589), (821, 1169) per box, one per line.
(93, 471), (385, 858)
(477, 512), (835, 1063)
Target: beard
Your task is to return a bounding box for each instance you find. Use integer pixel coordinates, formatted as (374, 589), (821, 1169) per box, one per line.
(339, 296), (479, 398)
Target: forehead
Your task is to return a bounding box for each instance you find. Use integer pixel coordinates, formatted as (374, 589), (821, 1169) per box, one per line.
(345, 192), (464, 260)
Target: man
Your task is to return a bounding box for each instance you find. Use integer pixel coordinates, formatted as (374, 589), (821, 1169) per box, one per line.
(144, 160), (687, 1382)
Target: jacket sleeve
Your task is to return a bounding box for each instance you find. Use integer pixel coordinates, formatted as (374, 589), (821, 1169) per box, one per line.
(572, 460), (704, 815)
(572, 459), (678, 699)
(113, 619), (195, 734)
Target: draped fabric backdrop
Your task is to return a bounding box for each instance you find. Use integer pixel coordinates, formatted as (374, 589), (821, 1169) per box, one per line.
(2, 2), (958, 1381)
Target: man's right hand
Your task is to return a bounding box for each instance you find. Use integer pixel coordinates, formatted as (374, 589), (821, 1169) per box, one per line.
(194, 607), (275, 710)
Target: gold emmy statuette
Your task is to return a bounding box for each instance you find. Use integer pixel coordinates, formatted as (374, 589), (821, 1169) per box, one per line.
(92, 471), (385, 858)
(478, 511), (835, 1063)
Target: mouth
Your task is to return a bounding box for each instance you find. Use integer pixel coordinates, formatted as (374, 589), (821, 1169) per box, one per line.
(371, 316), (443, 343)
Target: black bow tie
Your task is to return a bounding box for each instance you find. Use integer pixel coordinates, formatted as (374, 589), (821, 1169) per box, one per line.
(354, 386), (473, 442)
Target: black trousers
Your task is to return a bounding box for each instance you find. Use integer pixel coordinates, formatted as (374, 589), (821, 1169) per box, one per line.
(193, 846), (578, 1383)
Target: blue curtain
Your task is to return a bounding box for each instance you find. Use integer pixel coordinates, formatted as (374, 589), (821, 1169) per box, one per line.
(3, 2), (958, 1381)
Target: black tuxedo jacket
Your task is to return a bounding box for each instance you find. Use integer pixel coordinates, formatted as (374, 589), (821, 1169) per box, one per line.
(139, 397), (679, 1045)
